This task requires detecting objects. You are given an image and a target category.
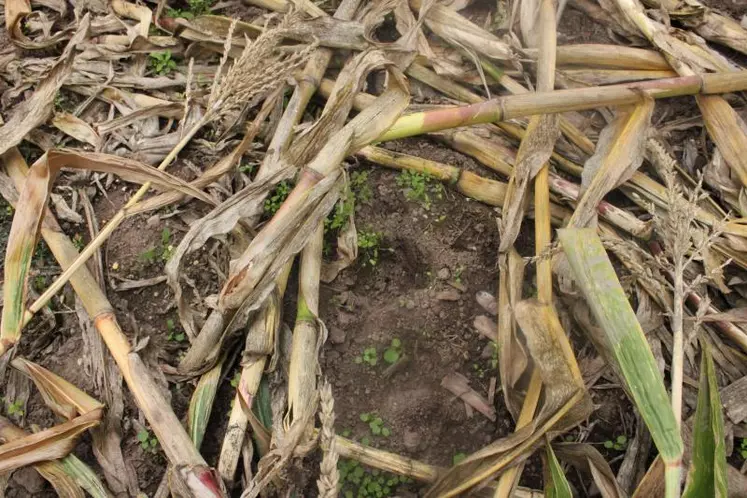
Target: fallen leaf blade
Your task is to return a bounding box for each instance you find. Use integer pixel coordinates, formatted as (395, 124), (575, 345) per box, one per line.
(558, 228), (684, 493)
(0, 156), (58, 353)
(11, 357), (103, 419)
(188, 361), (223, 449)
(0, 410), (102, 473)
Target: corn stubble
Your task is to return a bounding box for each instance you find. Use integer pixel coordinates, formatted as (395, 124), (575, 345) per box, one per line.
(2, 0), (747, 497)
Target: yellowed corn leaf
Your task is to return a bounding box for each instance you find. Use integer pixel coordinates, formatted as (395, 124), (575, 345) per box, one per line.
(0, 409), (102, 473)
(12, 358), (103, 419)
(571, 98), (654, 229)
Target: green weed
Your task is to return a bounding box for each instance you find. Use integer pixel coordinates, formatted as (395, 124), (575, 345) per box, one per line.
(350, 171), (372, 203)
(166, 318), (185, 342)
(452, 452), (467, 465)
(383, 338), (402, 365)
(264, 181), (292, 216)
(7, 399), (24, 417)
(604, 434), (628, 451)
(359, 413), (391, 437)
(358, 229), (383, 266)
(454, 265), (464, 285)
(139, 227), (174, 265)
(739, 438), (747, 459)
(355, 347), (378, 366)
(338, 459), (412, 498)
(72, 233), (84, 251)
(396, 170), (444, 210)
(149, 51), (177, 76)
(137, 429), (159, 453)
(165, 0), (213, 18)
(230, 372), (241, 388)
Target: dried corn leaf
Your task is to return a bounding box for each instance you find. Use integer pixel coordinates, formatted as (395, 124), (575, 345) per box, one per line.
(43, 151), (213, 203)
(0, 15), (88, 157)
(0, 418), (85, 498)
(5, 0), (73, 48)
(426, 300), (590, 497)
(410, 0), (516, 62)
(320, 200), (357, 283)
(0, 409), (102, 473)
(51, 113), (102, 148)
(553, 443), (626, 498)
(558, 228), (683, 494)
(11, 357), (103, 419)
(682, 340), (727, 498)
(0, 148), (213, 350)
(219, 54), (409, 310)
(545, 444), (572, 498)
(188, 361), (223, 450)
(499, 112), (561, 252)
(165, 165), (295, 340)
(570, 98), (654, 229)
(497, 249), (527, 417)
(441, 372), (496, 421)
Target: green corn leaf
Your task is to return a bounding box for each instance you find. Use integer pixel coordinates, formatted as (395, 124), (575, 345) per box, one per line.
(545, 444), (572, 498)
(682, 339), (727, 498)
(61, 454), (112, 498)
(187, 360), (222, 449)
(558, 228), (683, 498)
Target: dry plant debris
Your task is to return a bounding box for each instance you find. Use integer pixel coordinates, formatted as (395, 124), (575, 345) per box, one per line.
(0, 0), (746, 497)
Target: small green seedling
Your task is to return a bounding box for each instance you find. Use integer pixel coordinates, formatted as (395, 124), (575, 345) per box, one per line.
(326, 194), (354, 233)
(72, 233), (84, 251)
(140, 227), (174, 265)
(453, 265), (464, 284)
(7, 399), (24, 417)
(358, 229), (383, 266)
(604, 434), (628, 451)
(230, 372), (241, 388)
(338, 458), (412, 498)
(396, 170), (444, 210)
(383, 338), (402, 365)
(489, 341), (499, 369)
(739, 438), (747, 459)
(452, 452), (467, 465)
(355, 347), (378, 366)
(264, 181), (292, 216)
(137, 429), (159, 453)
(359, 413), (391, 437)
(33, 275), (46, 292)
(351, 170), (372, 203)
(149, 51), (177, 76)
(160, 228), (174, 262)
(239, 161), (257, 176)
(166, 318), (185, 342)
